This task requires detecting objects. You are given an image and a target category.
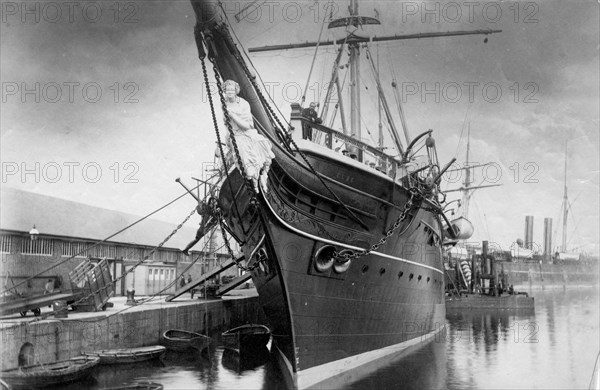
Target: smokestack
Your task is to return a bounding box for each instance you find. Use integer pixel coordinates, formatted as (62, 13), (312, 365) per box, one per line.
(524, 215), (534, 250)
(543, 217), (552, 260)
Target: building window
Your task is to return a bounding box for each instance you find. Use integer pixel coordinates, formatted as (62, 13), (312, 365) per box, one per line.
(62, 241), (89, 257)
(90, 244), (117, 259)
(1, 235), (14, 254)
(22, 238), (53, 256)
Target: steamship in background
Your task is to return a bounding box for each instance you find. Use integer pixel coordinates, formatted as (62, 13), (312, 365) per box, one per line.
(445, 140), (599, 290)
(187, 0), (503, 388)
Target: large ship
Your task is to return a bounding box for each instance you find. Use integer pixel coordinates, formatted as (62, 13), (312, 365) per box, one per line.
(188, 1), (497, 387)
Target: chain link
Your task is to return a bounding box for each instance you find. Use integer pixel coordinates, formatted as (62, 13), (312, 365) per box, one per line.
(211, 62), (258, 202)
(216, 209), (262, 272)
(334, 188), (420, 262)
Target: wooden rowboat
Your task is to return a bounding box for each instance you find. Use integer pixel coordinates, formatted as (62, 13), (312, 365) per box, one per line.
(83, 345), (166, 365)
(222, 324), (270, 353)
(160, 329), (210, 352)
(100, 381), (163, 390)
(0, 356), (99, 389)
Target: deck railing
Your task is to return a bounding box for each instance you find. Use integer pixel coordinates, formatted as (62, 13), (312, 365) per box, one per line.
(289, 103), (401, 178)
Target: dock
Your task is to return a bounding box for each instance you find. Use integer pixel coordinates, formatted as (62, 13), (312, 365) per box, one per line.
(0, 289), (266, 372)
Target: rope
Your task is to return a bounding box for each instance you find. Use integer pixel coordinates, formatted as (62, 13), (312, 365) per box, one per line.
(213, 64), (258, 201)
(199, 53), (244, 223)
(29, 207), (198, 322)
(217, 210), (261, 272)
(0, 186), (200, 296)
(218, 3), (293, 133)
(301, 0), (329, 107)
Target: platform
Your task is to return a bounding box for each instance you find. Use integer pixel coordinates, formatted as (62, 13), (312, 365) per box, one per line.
(445, 293), (534, 311)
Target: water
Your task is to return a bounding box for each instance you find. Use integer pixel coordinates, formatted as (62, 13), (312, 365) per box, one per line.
(58, 287), (599, 389)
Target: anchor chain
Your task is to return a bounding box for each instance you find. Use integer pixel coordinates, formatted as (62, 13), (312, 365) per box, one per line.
(216, 209), (262, 272)
(211, 60), (258, 202)
(334, 188), (421, 262)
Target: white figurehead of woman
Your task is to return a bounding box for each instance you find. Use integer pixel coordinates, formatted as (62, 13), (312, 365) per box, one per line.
(223, 79), (253, 132)
(222, 79), (275, 191)
(224, 79), (240, 104)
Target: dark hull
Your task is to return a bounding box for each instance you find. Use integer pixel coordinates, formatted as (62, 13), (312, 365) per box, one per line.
(218, 147), (445, 388)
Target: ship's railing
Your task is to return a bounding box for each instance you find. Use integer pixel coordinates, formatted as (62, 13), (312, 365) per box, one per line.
(289, 103), (401, 178)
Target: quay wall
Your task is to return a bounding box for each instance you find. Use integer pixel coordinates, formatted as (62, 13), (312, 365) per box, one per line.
(500, 262), (599, 289)
(0, 297), (266, 371)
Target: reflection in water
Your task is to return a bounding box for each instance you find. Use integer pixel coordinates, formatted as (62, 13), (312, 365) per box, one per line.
(221, 346), (270, 374)
(444, 288), (599, 390)
(68, 288), (598, 389)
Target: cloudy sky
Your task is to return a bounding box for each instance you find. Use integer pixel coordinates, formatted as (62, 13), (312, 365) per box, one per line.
(1, 0), (598, 254)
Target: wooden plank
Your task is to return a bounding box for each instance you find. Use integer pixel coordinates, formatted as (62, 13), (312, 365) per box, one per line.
(165, 259), (239, 302)
(216, 273), (252, 296)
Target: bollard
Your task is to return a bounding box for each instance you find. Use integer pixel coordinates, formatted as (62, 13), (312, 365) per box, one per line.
(125, 288), (137, 306)
(53, 300), (68, 318)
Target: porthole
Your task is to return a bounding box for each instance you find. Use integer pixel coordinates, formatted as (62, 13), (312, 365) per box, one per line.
(361, 265), (369, 274)
(418, 275), (422, 281)
(398, 271), (404, 278)
(333, 249), (353, 273)
(427, 277), (430, 283)
(379, 268), (386, 276)
(409, 273), (414, 280)
(314, 245), (336, 272)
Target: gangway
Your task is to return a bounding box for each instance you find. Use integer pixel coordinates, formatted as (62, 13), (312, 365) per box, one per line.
(216, 273), (252, 296)
(165, 256), (245, 302)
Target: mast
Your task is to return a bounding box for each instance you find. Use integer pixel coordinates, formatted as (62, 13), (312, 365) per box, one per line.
(462, 124), (472, 219)
(348, 0), (361, 157)
(561, 140), (568, 252)
(377, 46), (383, 149)
(445, 123), (501, 216)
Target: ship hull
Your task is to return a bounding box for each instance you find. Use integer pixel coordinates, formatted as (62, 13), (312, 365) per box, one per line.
(218, 148), (445, 388)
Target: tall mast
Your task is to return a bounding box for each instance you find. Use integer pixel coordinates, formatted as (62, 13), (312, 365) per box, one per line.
(348, 0), (361, 152)
(562, 140), (568, 252)
(445, 123), (501, 212)
(377, 46), (383, 149)
(461, 124), (472, 219)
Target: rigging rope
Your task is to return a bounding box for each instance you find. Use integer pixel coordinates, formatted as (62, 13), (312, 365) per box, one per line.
(29, 206), (198, 322)
(199, 51), (246, 224)
(301, 0), (329, 108)
(0, 187), (201, 296)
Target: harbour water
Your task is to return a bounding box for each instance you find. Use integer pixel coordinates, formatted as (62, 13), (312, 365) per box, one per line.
(55, 287), (599, 389)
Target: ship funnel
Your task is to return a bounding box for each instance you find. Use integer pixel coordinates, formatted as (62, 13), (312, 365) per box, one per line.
(524, 215), (534, 250)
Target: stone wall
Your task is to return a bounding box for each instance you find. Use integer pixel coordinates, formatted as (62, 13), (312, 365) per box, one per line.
(0, 297), (266, 370)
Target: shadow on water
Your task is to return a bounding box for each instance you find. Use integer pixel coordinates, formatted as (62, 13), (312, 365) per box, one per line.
(348, 336), (448, 390)
(38, 288), (597, 389)
(349, 288), (598, 390)
(221, 346), (270, 374)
